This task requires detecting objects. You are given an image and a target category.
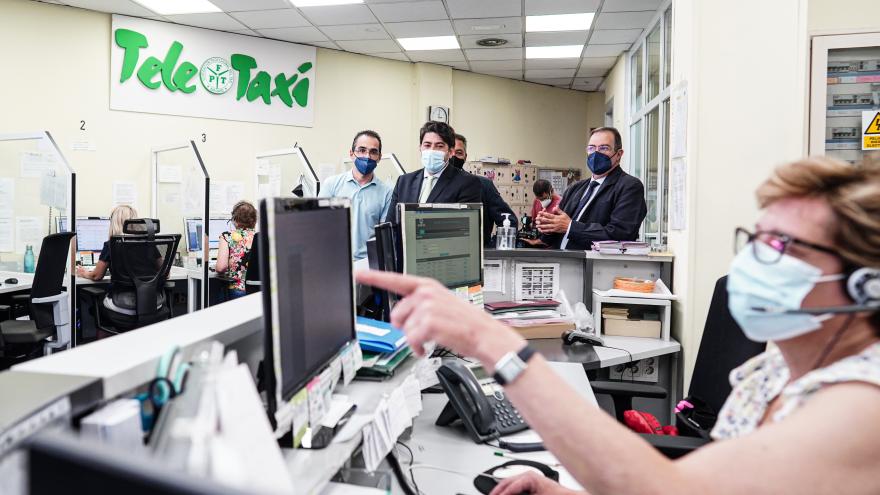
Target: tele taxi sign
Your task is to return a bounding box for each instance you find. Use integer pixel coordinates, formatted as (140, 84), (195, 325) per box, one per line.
(863, 111), (880, 150)
(110, 15), (316, 127)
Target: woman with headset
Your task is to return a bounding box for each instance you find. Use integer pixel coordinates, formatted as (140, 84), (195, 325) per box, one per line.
(358, 156), (880, 494)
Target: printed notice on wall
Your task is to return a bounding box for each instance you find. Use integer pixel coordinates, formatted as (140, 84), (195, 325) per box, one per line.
(16, 217), (43, 254)
(20, 151), (56, 178)
(0, 178), (15, 218)
(669, 158), (687, 231)
(0, 218), (13, 253)
(113, 181), (138, 208)
(670, 82), (688, 159)
(158, 165), (182, 183)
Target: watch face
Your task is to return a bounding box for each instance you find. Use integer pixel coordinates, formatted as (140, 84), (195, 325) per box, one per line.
(431, 106), (449, 123)
(200, 57), (234, 95)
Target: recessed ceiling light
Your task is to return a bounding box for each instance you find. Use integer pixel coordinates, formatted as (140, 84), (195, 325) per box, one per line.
(290, 0), (364, 6)
(132, 0), (221, 15)
(526, 13), (595, 32)
(476, 38), (509, 47)
(398, 36), (460, 51)
(526, 45), (584, 59)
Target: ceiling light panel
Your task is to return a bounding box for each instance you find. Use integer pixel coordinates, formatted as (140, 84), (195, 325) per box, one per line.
(290, 0), (363, 6)
(398, 36), (460, 51)
(526, 13), (594, 32)
(525, 45), (583, 59)
(132, 0), (221, 15)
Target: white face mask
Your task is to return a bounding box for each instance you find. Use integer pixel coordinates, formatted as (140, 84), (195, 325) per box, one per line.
(539, 198), (552, 208)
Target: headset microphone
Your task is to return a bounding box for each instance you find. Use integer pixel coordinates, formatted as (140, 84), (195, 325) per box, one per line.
(751, 304), (880, 315)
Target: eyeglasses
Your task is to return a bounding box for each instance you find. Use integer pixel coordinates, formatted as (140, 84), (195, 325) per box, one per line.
(734, 227), (839, 264)
(353, 146), (381, 159)
(586, 145), (617, 154)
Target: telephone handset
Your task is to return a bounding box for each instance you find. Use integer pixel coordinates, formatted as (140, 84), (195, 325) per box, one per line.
(435, 361), (528, 443)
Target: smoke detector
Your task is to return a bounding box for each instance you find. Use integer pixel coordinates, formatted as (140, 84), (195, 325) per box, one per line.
(476, 38), (509, 47)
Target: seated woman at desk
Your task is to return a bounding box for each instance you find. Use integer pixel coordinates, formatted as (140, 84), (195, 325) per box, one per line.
(215, 201), (256, 300)
(75, 205), (137, 281)
(358, 157), (880, 494)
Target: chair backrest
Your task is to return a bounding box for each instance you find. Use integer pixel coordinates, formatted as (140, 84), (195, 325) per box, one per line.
(109, 219), (180, 316)
(244, 231), (261, 294)
(31, 233), (76, 329)
(688, 275), (767, 414)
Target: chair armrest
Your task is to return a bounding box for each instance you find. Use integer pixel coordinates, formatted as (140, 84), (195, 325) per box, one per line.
(11, 294), (29, 304)
(590, 380), (668, 399)
(80, 286), (107, 300)
(638, 433), (710, 459)
(31, 293), (66, 304)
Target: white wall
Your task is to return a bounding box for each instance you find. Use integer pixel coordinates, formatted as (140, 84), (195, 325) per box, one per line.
(0, 0), (604, 226)
(808, 0), (880, 32)
(601, 54), (630, 171)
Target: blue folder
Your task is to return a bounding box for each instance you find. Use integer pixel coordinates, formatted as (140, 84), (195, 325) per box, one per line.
(355, 317), (408, 354)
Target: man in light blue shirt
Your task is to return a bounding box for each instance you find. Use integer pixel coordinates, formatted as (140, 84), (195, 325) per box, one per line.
(319, 130), (392, 260)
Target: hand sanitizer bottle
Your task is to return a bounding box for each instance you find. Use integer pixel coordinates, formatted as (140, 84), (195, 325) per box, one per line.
(495, 213), (516, 250)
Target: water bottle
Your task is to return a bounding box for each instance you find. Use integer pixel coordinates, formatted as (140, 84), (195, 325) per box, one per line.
(24, 245), (35, 273)
(495, 214), (517, 250)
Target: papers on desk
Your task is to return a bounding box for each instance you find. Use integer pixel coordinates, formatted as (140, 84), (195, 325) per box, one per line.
(593, 279), (677, 300)
(361, 373), (423, 472)
(591, 240), (650, 255)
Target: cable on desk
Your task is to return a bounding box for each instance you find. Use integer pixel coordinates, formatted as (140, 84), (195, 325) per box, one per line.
(596, 344), (636, 382)
(396, 441), (421, 495)
(388, 449), (419, 495)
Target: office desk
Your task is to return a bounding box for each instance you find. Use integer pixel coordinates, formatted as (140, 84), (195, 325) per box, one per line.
(68, 265), (189, 286)
(530, 335), (680, 370)
(0, 272), (33, 294)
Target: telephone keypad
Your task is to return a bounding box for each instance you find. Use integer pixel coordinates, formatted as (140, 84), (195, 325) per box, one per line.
(490, 395), (528, 435)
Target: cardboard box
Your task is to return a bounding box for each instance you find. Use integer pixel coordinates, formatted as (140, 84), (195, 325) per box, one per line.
(502, 319), (576, 339)
(603, 318), (661, 338)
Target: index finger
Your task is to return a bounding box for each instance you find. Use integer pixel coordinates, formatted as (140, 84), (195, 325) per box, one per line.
(355, 270), (427, 297)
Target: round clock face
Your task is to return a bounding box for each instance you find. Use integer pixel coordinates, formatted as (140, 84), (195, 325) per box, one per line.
(200, 57), (234, 95)
(431, 106), (449, 122)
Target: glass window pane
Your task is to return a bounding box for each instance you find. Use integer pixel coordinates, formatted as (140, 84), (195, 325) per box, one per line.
(631, 45), (643, 112)
(646, 24), (661, 101)
(662, 98), (670, 245)
(645, 107), (660, 237)
(629, 120), (643, 181)
(664, 8), (672, 88)
(825, 46), (880, 164)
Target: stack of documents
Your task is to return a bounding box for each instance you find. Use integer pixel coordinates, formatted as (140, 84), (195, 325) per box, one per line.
(486, 301), (574, 339)
(485, 300), (561, 315)
(591, 240), (651, 255)
(355, 317), (412, 380)
(602, 306), (661, 338)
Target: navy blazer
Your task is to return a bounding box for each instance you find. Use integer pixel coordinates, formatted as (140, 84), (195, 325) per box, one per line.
(540, 166), (647, 250)
(387, 165), (482, 225)
(477, 175), (517, 245)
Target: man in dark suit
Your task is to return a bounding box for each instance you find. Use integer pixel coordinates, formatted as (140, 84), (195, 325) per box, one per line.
(387, 121), (481, 226)
(450, 133), (517, 246)
(536, 127), (647, 250)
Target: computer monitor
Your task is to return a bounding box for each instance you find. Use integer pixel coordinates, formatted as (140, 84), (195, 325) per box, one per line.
(28, 433), (248, 495)
(398, 203), (483, 289)
(259, 197), (356, 430)
(183, 218), (203, 252)
(208, 217), (231, 249)
(76, 217), (111, 252)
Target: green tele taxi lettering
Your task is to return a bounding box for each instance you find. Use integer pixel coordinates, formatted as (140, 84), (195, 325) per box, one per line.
(114, 28), (311, 108)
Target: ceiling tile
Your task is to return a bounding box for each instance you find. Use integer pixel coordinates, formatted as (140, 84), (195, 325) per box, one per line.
(164, 13), (248, 31)
(370, 52), (411, 62)
(60, 0), (156, 16)
(473, 69), (523, 78)
(336, 39), (401, 53)
(435, 60), (470, 70)
(469, 59), (523, 70)
(370, 1), (448, 22)
(407, 49), (465, 62)
(209, 0), (291, 11)
(573, 76), (603, 90)
(575, 66), (608, 77)
(524, 31), (588, 47)
(300, 4), (377, 25)
(458, 34), (522, 49)
(453, 17), (522, 35)
(364, 0), (421, 2)
(602, 0), (662, 12)
(228, 28), (259, 36)
(385, 20), (455, 37)
(230, 9), (310, 29)
(526, 77), (574, 86)
(465, 47), (523, 61)
(589, 28), (642, 44)
(583, 43), (630, 57)
(524, 0), (600, 15)
(594, 11), (656, 29)
(525, 68), (576, 78)
(258, 26), (328, 42)
(446, 0), (520, 19)
(525, 57), (580, 69)
(579, 56), (618, 68)
(321, 23), (390, 40)
(310, 41), (340, 49)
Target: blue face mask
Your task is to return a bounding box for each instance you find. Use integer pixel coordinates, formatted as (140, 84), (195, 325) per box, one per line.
(587, 150), (615, 175)
(727, 242), (844, 342)
(354, 156), (378, 176)
(421, 150), (447, 175)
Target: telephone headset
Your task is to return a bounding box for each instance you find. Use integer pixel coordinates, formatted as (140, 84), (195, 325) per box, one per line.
(752, 266), (880, 315)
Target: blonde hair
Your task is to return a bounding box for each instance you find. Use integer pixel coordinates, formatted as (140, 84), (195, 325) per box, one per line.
(756, 156), (880, 269)
(109, 205), (138, 237)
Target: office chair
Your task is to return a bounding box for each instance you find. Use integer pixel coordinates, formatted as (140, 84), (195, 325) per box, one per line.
(80, 219), (180, 336)
(591, 276), (766, 458)
(0, 232), (76, 362)
(244, 232), (261, 295)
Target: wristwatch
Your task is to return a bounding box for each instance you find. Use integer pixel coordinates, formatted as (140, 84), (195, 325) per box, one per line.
(492, 345), (536, 386)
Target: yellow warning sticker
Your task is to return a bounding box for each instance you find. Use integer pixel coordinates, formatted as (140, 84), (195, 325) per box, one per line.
(863, 111), (880, 150)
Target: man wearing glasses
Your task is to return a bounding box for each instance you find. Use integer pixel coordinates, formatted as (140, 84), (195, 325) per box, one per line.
(535, 127), (647, 250)
(387, 121), (481, 225)
(319, 130), (392, 261)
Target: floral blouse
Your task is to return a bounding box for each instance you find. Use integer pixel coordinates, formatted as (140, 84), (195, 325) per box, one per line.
(712, 341), (880, 440)
(222, 228), (254, 292)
